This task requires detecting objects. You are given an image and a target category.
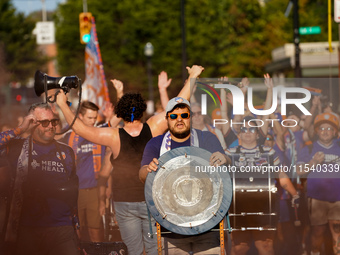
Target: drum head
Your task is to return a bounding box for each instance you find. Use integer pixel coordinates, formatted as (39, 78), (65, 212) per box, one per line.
(145, 146), (232, 235)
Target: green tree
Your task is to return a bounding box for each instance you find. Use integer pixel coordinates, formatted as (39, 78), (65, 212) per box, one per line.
(0, 0), (47, 84)
(55, 0), (338, 101)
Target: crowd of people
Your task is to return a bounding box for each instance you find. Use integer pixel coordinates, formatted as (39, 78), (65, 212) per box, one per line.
(0, 66), (339, 255)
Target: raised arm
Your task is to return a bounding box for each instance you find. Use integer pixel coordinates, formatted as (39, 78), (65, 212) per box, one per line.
(305, 95), (321, 139)
(111, 79), (124, 101)
(260, 73), (274, 135)
(55, 91), (118, 152)
(158, 71), (172, 110)
(107, 79), (124, 127)
(232, 78), (249, 134)
(0, 114), (37, 147)
(147, 65), (204, 137)
(269, 112), (285, 151)
(177, 65), (204, 100)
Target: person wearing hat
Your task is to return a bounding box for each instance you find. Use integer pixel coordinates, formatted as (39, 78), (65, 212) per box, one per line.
(225, 116), (299, 255)
(297, 112), (340, 255)
(139, 96), (231, 254)
(56, 65), (204, 255)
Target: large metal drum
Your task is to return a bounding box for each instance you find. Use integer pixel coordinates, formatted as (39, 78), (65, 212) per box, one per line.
(145, 146), (232, 235)
(228, 150), (278, 231)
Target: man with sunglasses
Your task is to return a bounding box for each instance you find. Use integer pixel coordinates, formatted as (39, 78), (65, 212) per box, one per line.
(225, 117), (298, 255)
(297, 112), (340, 255)
(0, 103), (79, 255)
(139, 97), (230, 254)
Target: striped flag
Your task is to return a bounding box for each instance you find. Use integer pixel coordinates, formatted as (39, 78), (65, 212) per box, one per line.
(82, 16), (110, 111)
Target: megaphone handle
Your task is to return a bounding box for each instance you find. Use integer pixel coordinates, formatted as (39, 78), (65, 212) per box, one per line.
(46, 90), (59, 103)
(47, 90), (72, 106)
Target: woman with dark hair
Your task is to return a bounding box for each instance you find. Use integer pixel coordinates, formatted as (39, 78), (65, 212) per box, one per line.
(114, 93), (147, 122)
(56, 65), (204, 255)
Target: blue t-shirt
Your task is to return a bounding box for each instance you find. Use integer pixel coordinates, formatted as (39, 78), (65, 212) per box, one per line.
(62, 131), (106, 189)
(297, 140), (340, 202)
(2, 134), (77, 227)
(141, 129), (225, 167)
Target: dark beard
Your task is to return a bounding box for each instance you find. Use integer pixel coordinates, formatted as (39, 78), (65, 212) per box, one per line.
(172, 129), (190, 139)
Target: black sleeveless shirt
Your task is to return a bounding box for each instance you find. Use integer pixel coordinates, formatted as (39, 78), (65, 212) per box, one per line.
(111, 123), (152, 202)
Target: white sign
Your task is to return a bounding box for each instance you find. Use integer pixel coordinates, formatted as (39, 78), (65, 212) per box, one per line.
(335, 0), (340, 23)
(35, 21), (55, 44)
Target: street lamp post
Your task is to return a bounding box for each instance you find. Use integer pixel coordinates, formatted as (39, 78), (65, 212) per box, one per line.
(144, 42), (154, 115)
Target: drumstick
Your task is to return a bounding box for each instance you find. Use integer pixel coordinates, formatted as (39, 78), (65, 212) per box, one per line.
(294, 205), (301, 227)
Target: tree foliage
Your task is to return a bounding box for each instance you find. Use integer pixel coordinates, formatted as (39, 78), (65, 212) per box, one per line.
(0, 0), (47, 84)
(51, 0), (338, 100)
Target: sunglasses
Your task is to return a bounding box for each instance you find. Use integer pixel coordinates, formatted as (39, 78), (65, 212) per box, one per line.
(319, 127), (334, 132)
(168, 113), (190, 120)
(37, 119), (60, 127)
(240, 127), (257, 133)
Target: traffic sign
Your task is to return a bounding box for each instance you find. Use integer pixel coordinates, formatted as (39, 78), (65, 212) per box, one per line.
(35, 22), (55, 44)
(299, 26), (321, 35)
(335, 0), (340, 23)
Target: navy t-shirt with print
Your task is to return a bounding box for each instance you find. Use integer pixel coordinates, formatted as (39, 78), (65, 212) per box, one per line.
(1, 132), (77, 227)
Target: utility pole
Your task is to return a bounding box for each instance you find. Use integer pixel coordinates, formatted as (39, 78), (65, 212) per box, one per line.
(83, 0), (88, 13)
(293, 0), (302, 78)
(41, 0), (47, 21)
(181, 0), (187, 85)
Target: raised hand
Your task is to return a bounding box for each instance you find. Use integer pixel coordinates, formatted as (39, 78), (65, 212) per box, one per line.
(158, 71), (172, 90)
(264, 73), (273, 89)
(239, 77), (249, 94)
(102, 101), (114, 121)
(186, 65), (204, 78)
(110, 79), (124, 100)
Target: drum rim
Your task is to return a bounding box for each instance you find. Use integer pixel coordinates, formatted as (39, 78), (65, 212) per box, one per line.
(145, 146), (232, 235)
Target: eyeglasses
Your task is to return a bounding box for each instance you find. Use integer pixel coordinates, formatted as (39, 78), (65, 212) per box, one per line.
(240, 127), (257, 133)
(168, 113), (190, 120)
(37, 119), (60, 127)
(192, 111), (201, 117)
(319, 127), (334, 132)
(266, 137), (273, 141)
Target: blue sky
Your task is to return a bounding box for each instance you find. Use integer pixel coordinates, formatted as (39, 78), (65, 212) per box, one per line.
(12, 0), (64, 16)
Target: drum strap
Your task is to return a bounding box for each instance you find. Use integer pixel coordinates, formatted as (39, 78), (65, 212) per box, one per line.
(226, 214), (232, 254)
(156, 222), (162, 255)
(220, 219), (225, 255)
(147, 207), (153, 239)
